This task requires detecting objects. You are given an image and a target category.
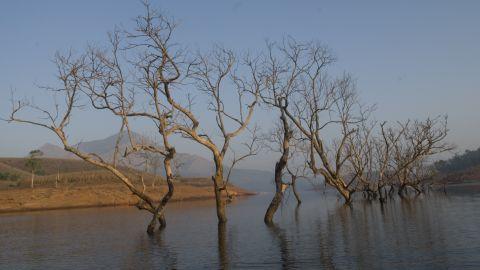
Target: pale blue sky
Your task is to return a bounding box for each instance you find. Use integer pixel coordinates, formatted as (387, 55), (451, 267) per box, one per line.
(1, 1), (479, 169)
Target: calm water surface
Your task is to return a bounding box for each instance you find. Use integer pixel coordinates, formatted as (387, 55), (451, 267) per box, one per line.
(1, 185), (479, 269)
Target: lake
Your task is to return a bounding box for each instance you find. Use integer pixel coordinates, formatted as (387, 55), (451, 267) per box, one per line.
(1, 185), (479, 269)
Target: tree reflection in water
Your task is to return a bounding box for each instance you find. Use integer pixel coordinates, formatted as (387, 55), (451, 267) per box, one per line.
(1, 190), (478, 269)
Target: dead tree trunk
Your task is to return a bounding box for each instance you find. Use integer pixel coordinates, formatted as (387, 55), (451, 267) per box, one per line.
(336, 183), (352, 204)
(291, 175), (302, 205)
(265, 111), (292, 224)
(213, 155), (227, 224)
(146, 135), (177, 233)
(378, 184), (386, 203)
(264, 161), (287, 224)
(398, 183), (407, 198)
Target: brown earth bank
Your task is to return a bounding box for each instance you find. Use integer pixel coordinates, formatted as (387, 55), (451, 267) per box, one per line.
(433, 165), (480, 184)
(0, 182), (254, 214)
(0, 157), (254, 213)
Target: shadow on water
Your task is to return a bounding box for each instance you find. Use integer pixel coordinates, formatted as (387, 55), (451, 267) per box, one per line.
(0, 188), (479, 269)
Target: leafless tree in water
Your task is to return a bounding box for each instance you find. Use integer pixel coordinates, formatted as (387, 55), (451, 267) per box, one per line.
(383, 117), (452, 197)
(346, 117), (452, 201)
(168, 46), (263, 224)
(266, 39), (370, 204)
(8, 2), (264, 226)
(345, 120), (378, 200)
(260, 40), (301, 223)
(8, 3), (186, 234)
(6, 2), (455, 237)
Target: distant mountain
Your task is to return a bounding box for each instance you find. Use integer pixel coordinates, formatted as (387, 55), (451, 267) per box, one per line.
(39, 143), (75, 159)
(37, 132), (274, 191)
(75, 133), (132, 156)
(38, 132), (212, 175)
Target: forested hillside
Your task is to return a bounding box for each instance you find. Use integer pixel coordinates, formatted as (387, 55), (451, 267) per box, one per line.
(435, 147), (480, 173)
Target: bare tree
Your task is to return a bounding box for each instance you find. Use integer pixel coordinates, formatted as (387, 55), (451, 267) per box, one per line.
(261, 40), (317, 223)
(82, 5), (186, 233)
(261, 39), (451, 204)
(8, 4), (186, 234)
(8, 53), (155, 211)
(384, 117), (452, 196)
(268, 39), (369, 204)
(86, 3), (265, 225)
(345, 120), (378, 200)
(262, 112), (293, 223)
(223, 127), (260, 201)
(285, 161), (310, 205)
(345, 116), (452, 202)
(348, 121), (408, 201)
(372, 122), (401, 201)
(160, 46), (263, 224)
(261, 118), (309, 223)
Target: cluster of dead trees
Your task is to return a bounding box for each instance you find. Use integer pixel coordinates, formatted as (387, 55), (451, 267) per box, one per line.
(344, 117), (452, 202)
(259, 39), (452, 223)
(7, 4), (451, 231)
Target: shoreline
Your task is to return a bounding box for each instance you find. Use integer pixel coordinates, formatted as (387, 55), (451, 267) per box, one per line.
(0, 183), (256, 214)
(0, 193), (256, 215)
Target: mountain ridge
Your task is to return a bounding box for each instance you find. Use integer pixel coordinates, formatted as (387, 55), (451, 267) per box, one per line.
(36, 132), (274, 191)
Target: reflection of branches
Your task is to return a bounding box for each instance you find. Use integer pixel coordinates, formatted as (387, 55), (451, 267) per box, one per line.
(266, 223), (295, 269)
(128, 232), (178, 269)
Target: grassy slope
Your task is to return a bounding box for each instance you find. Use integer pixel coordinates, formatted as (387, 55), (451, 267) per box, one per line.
(0, 157), (102, 175)
(0, 162), (31, 178)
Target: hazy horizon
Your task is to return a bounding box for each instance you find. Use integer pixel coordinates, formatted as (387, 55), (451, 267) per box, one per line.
(1, 0), (479, 171)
